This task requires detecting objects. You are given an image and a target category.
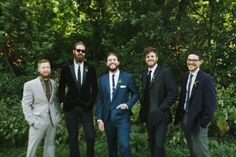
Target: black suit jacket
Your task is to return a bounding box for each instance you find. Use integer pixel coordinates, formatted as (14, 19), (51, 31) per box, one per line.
(139, 66), (178, 127)
(58, 61), (98, 112)
(175, 69), (216, 135)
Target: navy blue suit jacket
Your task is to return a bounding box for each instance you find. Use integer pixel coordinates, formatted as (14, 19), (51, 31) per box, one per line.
(175, 69), (216, 135)
(96, 71), (139, 125)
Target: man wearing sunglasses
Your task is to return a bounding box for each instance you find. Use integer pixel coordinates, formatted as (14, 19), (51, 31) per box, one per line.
(58, 41), (98, 157)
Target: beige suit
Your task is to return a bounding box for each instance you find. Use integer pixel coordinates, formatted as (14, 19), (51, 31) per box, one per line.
(22, 77), (60, 157)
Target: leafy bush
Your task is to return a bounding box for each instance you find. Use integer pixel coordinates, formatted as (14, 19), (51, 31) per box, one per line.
(0, 73), (31, 147)
(214, 83), (236, 136)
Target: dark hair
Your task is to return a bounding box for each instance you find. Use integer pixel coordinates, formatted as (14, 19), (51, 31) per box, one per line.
(144, 47), (158, 56)
(106, 52), (119, 61)
(188, 49), (203, 60)
(73, 41), (86, 50)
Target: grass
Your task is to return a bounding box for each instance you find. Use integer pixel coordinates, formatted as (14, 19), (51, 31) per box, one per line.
(0, 137), (235, 157)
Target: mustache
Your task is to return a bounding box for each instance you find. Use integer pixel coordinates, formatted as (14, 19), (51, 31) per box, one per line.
(109, 63), (117, 66)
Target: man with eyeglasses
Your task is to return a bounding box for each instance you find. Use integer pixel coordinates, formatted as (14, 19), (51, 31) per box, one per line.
(175, 50), (216, 157)
(58, 41), (98, 157)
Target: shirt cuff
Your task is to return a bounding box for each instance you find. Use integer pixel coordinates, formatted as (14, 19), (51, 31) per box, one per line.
(97, 119), (103, 123)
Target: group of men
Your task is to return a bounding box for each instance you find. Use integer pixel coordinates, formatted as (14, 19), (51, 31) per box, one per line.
(21, 41), (216, 157)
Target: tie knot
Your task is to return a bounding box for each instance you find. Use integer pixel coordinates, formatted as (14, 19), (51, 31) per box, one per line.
(148, 70), (152, 75)
(189, 74), (193, 79)
(44, 79), (49, 83)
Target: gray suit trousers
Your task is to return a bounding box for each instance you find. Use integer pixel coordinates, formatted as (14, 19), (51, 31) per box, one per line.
(182, 114), (210, 157)
(26, 114), (57, 157)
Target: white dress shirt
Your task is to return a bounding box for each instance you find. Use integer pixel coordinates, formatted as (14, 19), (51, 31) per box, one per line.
(148, 64), (158, 81)
(109, 70), (120, 101)
(184, 68), (200, 110)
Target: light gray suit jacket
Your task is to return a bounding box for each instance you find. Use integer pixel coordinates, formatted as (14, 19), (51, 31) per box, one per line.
(22, 77), (61, 129)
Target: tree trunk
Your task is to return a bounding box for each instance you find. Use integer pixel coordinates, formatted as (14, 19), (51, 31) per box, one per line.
(3, 33), (16, 76)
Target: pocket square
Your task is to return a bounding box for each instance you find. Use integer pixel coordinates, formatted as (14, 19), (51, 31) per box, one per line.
(120, 85), (126, 88)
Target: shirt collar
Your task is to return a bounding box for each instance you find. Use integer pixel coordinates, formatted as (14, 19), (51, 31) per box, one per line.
(109, 69), (120, 77)
(39, 76), (50, 81)
(189, 68), (200, 77)
(148, 64), (158, 73)
(74, 60), (84, 66)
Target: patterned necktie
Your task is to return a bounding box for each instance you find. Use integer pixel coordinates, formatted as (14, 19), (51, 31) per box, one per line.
(112, 74), (115, 97)
(44, 80), (51, 101)
(185, 74), (193, 111)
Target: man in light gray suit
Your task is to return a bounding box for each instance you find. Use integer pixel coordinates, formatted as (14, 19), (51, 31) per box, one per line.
(22, 59), (61, 157)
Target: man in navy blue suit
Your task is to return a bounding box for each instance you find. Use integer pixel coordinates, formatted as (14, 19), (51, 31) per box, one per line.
(175, 50), (216, 157)
(96, 52), (139, 157)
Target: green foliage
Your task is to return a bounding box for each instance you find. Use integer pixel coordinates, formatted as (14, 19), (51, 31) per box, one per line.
(0, 99), (28, 147)
(214, 83), (236, 136)
(0, 73), (30, 147)
(0, 136), (236, 157)
(0, 0), (236, 153)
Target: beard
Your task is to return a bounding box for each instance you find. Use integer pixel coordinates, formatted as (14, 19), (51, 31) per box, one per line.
(75, 54), (84, 63)
(147, 60), (157, 68)
(109, 66), (118, 72)
(40, 73), (50, 79)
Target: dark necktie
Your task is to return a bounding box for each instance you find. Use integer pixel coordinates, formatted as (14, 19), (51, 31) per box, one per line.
(77, 65), (81, 87)
(112, 74), (115, 97)
(185, 74), (193, 112)
(146, 70), (152, 89)
(44, 80), (51, 101)
(144, 70), (152, 113)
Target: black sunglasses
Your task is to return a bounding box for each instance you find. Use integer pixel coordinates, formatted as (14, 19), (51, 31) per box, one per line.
(75, 49), (85, 53)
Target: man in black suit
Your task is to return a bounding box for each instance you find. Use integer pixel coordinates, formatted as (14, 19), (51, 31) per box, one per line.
(175, 50), (216, 157)
(139, 47), (178, 157)
(58, 41), (98, 157)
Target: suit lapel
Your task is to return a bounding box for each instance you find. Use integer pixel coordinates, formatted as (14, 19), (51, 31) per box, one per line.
(49, 79), (55, 103)
(182, 73), (189, 92)
(69, 62), (81, 89)
(103, 74), (111, 99)
(113, 72), (122, 99)
(150, 65), (161, 89)
(36, 77), (48, 101)
(190, 70), (202, 99)
(82, 62), (88, 85)
(142, 69), (148, 91)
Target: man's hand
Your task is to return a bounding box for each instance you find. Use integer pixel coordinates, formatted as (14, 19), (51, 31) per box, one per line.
(116, 103), (129, 110)
(98, 120), (105, 132)
(60, 103), (64, 109)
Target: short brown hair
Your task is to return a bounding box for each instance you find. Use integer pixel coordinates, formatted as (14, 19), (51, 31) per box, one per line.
(144, 47), (158, 56)
(73, 41), (86, 50)
(106, 52), (119, 61)
(37, 59), (50, 68)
